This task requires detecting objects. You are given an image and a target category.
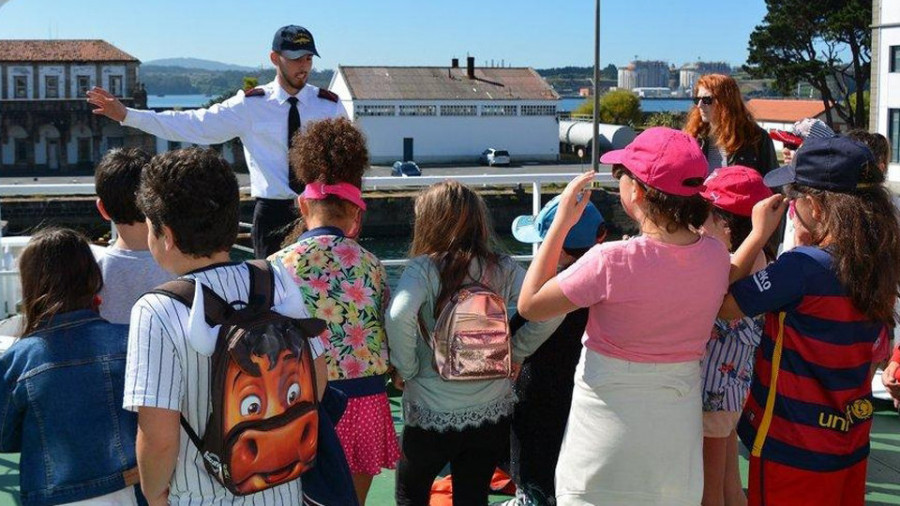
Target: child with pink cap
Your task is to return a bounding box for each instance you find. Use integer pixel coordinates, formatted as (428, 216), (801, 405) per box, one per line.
(518, 127), (731, 505)
(698, 166), (773, 506)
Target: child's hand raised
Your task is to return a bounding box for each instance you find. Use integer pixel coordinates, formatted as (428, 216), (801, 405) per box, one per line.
(750, 194), (787, 242)
(554, 172), (596, 232)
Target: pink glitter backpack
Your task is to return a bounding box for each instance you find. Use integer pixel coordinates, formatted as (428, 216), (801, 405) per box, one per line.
(419, 282), (512, 381)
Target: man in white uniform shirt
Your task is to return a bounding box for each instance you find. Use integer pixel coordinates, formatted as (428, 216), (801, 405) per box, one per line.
(87, 25), (347, 258)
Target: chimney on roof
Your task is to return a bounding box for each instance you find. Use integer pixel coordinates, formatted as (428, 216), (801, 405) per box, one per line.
(467, 56), (475, 79)
(451, 58), (459, 68)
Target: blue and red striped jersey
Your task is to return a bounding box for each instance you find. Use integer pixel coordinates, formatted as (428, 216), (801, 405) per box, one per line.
(731, 246), (885, 472)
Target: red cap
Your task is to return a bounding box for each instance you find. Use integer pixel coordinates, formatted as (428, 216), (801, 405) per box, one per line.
(700, 166), (773, 217)
(600, 127), (707, 196)
(768, 129), (803, 149)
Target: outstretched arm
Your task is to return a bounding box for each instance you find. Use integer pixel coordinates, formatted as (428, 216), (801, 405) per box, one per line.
(518, 172), (593, 321)
(86, 87), (127, 122)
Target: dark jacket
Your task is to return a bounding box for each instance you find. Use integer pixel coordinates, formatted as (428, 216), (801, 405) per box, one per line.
(698, 124), (778, 175)
(0, 310), (137, 506)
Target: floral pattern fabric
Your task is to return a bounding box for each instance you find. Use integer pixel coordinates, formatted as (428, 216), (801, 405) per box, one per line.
(272, 234), (390, 381)
(700, 315), (764, 412)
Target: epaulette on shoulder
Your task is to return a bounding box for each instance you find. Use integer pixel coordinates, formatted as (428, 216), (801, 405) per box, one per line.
(317, 88), (339, 103)
(244, 87), (266, 98)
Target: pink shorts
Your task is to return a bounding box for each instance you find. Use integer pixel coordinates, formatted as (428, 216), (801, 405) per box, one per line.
(334, 392), (401, 476)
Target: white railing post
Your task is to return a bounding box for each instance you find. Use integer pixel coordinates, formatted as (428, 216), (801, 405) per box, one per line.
(532, 181), (542, 256)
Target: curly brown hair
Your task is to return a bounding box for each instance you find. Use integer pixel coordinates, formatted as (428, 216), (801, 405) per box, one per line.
(785, 162), (900, 325)
(138, 148), (239, 257)
(290, 117), (368, 187)
(684, 74), (762, 156)
(612, 164), (710, 233)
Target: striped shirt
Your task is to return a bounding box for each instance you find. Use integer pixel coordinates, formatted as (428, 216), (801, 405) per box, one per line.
(731, 247), (884, 472)
(700, 315), (763, 412)
(123, 261), (325, 505)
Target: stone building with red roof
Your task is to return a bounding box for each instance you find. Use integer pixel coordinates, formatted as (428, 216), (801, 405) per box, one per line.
(0, 39), (152, 174)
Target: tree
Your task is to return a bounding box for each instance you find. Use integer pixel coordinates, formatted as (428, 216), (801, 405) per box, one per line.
(573, 90), (642, 126)
(744, 0), (871, 128)
(601, 64), (618, 81)
(645, 111), (686, 129)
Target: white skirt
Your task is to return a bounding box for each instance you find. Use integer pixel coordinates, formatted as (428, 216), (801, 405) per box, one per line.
(555, 348), (703, 506)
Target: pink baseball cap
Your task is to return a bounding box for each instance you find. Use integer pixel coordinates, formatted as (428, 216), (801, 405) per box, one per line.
(600, 127), (707, 196)
(700, 166), (773, 217)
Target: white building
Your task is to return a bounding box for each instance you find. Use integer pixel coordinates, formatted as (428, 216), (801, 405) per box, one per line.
(871, 0), (900, 182)
(329, 58), (560, 164)
(616, 61), (669, 90)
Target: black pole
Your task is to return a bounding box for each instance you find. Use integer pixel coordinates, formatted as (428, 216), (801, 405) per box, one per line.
(592, 0), (601, 172)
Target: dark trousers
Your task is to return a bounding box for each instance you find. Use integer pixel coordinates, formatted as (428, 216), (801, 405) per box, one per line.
(252, 198), (298, 259)
(396, 417), (510, 506)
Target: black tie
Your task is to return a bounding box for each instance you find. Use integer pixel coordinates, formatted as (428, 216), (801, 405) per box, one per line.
(287, 96), (303, 194)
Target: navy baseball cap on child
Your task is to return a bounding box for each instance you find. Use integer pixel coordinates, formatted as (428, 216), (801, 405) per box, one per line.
(272, 25), (319, 59)
(763, 136), (876, 192)
(512, 194), (605, 249)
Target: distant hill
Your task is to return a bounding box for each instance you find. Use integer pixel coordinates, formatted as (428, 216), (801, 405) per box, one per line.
(143, 58), (258, 72)
(139, 64), (334, 97)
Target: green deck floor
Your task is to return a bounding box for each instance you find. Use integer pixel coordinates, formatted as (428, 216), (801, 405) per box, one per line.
(2, 398), (900, 505)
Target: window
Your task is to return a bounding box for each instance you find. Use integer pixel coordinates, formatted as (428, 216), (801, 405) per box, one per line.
(77, 75), (91, 96)
(398, 105), (436, 116)
(13, 76), (27, 99)
(109, 76), (123, 97)
(77, 138), (92, 162)
(107, 137), (124, 150)
(14, 140), (28, 163)
(168, 141), (181, 151)
(45, 75), (59, 98)
(892, 46), (900, 73)
(357, 104), (395, 117)
(521, 104), (557, 116)
(481, 105), (518, 116)
(440, 105), (477, 116)
(890, 109), (900, 164)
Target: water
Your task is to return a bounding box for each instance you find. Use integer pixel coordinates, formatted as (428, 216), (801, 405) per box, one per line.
(151, 94), (694, 114)
(147, 94), (213, 108)
(559, 96), (693, 114)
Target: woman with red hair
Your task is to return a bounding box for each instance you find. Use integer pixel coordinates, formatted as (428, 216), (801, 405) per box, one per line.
(684, 74), (777, 175)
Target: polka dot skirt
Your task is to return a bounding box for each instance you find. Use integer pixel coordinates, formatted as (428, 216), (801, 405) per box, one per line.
(334, 392), (401, 476)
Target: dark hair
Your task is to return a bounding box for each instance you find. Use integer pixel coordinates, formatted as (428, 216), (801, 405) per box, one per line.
(410, 181), (502, 316)
(19, 228), (102, 335)
(845, 129), (891, 171)
(286, 118), (369, 240)
(95, 147), (151, 224)
(562, 223), (608, 259)
(612, 164), (710, 233)
(137, 148), (239, 257)
(684, 74), (762, 156)
(785, 162), (900, 325)
(710, 207), (776, 261)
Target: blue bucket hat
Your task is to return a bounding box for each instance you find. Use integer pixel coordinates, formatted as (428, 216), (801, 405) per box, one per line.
(512, 194), (605, 249)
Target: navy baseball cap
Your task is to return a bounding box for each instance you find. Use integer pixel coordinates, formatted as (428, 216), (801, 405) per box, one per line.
(512, 194), (605, 249)
(272, 25), (319, 59)
(763, 135), (876, 192)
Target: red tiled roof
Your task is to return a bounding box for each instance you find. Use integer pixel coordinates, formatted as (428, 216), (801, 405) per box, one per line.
(0, 40), (139, 63)
(338, 66), (559, 101)
(746, 99), (830, 122)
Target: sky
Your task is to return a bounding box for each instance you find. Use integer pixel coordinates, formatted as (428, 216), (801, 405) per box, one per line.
(0, 0), (769, 71)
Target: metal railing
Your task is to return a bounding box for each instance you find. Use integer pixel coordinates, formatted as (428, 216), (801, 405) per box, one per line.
(0, 171), (617, 316)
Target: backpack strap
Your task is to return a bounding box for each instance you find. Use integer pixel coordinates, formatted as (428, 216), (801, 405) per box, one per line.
(246, 259), (274, 311)
(149, 279), (233, 326)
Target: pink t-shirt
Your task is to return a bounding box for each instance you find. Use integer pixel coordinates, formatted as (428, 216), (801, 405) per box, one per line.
(557, 235), (730, 363)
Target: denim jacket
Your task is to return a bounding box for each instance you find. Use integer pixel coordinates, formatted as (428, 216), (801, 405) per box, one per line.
(0, 310), (138, 506)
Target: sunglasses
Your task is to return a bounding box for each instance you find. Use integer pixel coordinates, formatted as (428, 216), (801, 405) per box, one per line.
(693, 96), (714, 105)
